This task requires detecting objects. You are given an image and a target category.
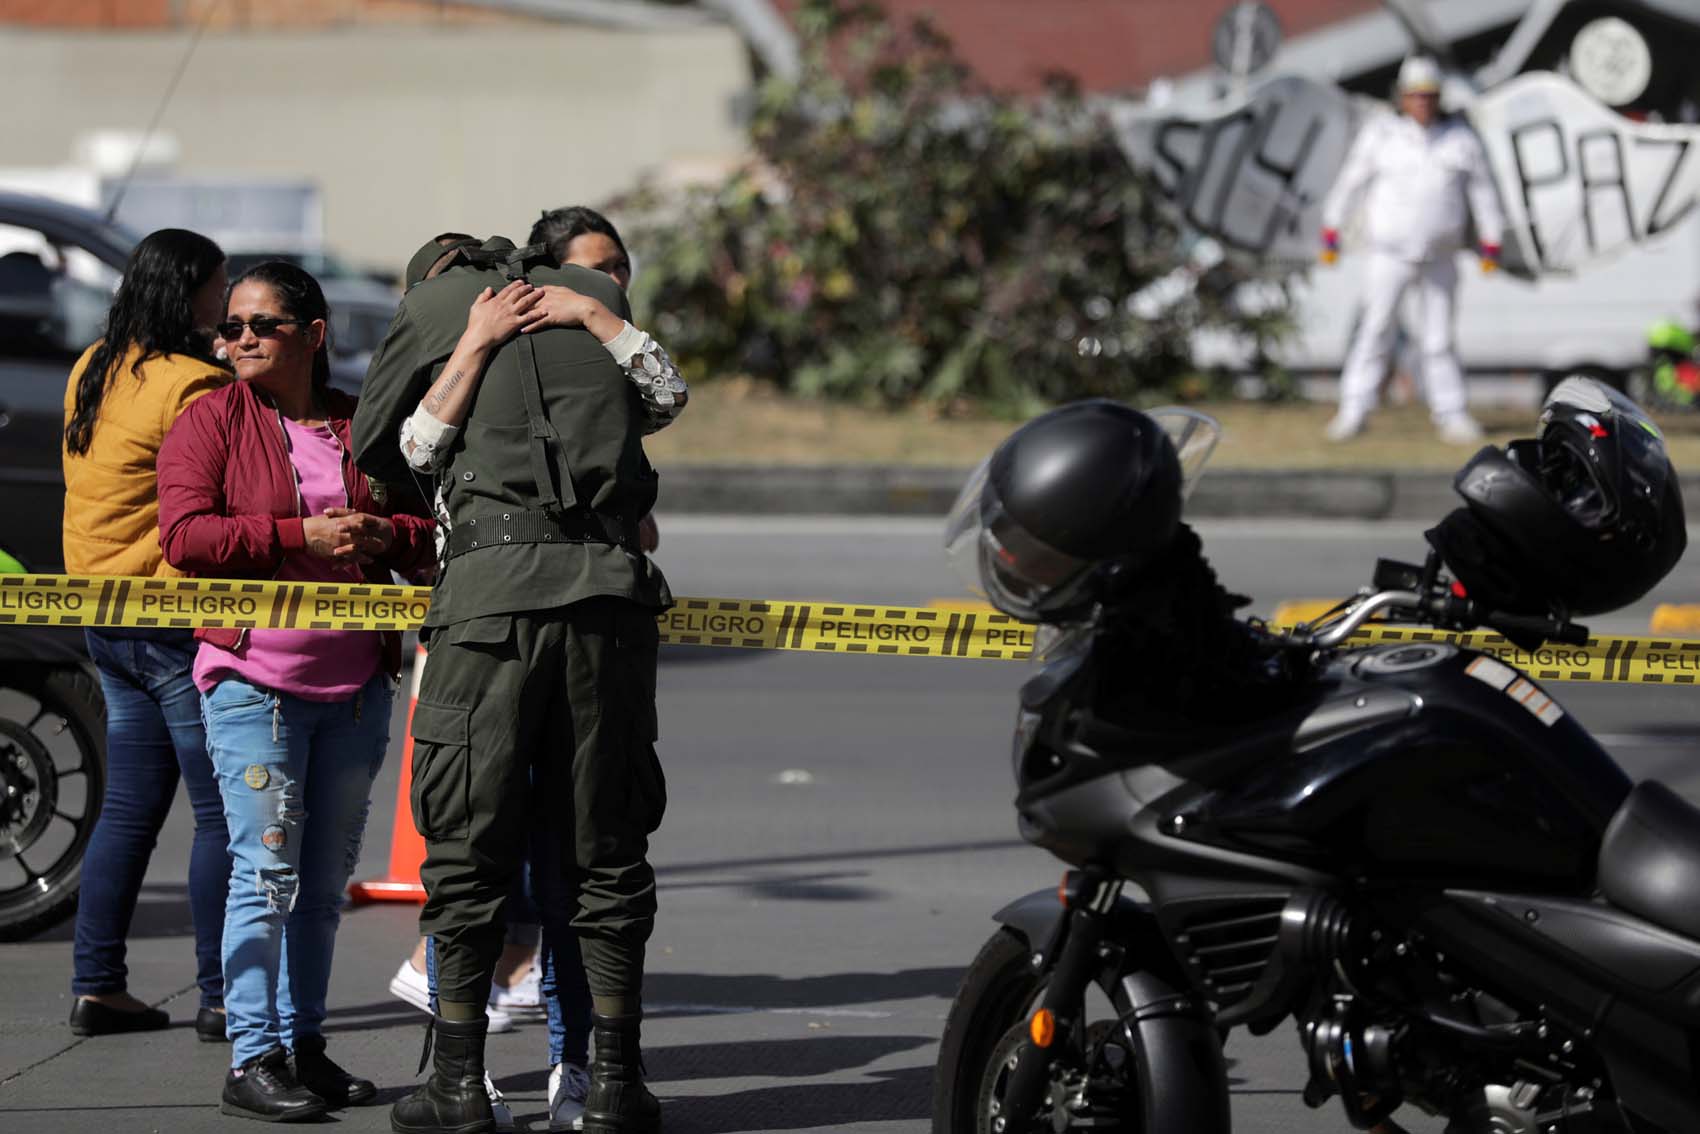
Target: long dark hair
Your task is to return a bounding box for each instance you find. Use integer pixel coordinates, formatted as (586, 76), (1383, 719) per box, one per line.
(230, 260), (333, 395)
(64, 228), (225, 455)
(528, 205), (628, 266)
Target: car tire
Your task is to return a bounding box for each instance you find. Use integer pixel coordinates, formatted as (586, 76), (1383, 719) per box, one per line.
(0, 663), (106, 942)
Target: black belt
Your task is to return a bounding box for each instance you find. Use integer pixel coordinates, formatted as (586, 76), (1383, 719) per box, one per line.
(445, 508), (633, 560)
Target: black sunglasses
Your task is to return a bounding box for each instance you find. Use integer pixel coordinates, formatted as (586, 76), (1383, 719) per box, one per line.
(215, 316), (306, 341)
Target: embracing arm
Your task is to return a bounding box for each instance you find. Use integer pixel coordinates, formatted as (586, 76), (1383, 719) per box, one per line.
(525, 285), (689, 434)
(400, 281), (545, 472)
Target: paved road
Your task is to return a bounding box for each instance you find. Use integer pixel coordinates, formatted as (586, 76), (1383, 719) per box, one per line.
(2, 518), (1696, 1132)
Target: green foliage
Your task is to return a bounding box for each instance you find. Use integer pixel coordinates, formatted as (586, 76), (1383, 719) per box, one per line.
(618, 0), (1288, 411)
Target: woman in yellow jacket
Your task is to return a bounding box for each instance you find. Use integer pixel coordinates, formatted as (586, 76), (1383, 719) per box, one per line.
(61, 228), (233, 1040)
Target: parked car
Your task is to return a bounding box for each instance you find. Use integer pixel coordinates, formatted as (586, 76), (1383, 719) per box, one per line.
(0, 191), (128, 938)
(0, 194), (398, 939)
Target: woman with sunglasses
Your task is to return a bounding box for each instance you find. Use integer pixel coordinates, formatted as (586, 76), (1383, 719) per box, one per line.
(61, 228), (233, 1043)
(157, 262), (436, 1123)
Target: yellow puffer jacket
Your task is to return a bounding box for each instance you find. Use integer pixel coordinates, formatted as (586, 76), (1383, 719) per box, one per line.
(62, 341), (229, 578)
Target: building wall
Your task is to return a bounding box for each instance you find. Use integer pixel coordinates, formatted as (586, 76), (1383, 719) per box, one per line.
(0, 0), (512, 29)
(771, 0), (1382, 93)
(0, 22), (751, 267)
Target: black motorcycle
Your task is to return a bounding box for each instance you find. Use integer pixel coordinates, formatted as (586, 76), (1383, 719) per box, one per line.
(933, 559), (1700, 1133)
(933, 392), (1693, 1134)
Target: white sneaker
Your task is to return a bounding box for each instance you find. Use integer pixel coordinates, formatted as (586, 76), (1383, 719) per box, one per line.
(486, 1071), (515, 1132)
(386, 959), (515, 1034)
(1324, 413), (1366, 442)
(549, 1061), (590, 1131)
(489, 959), (544, 1019)
(1436, 414), (1485, 445)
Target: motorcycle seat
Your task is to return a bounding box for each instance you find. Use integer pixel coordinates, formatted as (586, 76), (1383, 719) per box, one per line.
(1598, 781), (1700, 941)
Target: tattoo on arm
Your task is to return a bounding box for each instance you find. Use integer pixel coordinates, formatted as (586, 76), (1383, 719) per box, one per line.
(423, 368), (466, 416)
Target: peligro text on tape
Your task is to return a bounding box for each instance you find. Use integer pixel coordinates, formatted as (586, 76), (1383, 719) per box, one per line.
(1343, 626), (1700, 686)
(0, 574), (431, 632)
(2, 574), (1693, 683)
(658, 598), (1036, 660)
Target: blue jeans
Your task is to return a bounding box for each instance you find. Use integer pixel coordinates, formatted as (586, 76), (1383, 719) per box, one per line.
(74, 630), (229, 1008)
(425, 848), (593, 1068)
(204, 674), (392, 1067)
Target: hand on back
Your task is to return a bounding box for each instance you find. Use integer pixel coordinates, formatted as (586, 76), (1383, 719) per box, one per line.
(465, 281), (547, 351)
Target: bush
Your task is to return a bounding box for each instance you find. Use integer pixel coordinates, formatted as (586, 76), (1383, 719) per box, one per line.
(619, 0), (1288, 413)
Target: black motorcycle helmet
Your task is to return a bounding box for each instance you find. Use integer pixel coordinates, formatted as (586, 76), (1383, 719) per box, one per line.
(944, 400), (1186, 622)
(1427, 377), (1687, 617)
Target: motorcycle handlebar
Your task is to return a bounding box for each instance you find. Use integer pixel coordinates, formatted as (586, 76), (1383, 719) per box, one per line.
(1300, 590), (1590, 649)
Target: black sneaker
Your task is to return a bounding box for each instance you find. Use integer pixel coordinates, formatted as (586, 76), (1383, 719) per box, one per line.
(221, 1047), (328, 1123)
(292, 1033), (377, 1107)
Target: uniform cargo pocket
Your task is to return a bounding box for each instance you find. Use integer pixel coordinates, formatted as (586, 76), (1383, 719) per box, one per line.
(410, 700), (472, 841)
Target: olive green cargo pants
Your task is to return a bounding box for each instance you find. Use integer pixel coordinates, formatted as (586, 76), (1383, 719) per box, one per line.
(409, 596), (666, 1008)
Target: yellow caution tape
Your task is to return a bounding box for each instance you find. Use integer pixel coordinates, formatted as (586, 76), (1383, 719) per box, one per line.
(3, 574), (1696, 684)
(0, 574), (1040, 660)
(0, 574), (433, 632)
(661, 596), (1037, 659)
(1271, 599), (1348, 626)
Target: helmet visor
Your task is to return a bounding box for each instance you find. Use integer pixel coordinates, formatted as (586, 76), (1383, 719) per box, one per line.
(1148, 407), (1222, 500)
(943, 461), (1096, 620)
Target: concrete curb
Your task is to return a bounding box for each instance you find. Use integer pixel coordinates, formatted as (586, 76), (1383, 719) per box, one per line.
(660, 465), (1700, 521)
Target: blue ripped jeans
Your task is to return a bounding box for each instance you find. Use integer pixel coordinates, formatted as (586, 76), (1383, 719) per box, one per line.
(204, 674), (392, 1067)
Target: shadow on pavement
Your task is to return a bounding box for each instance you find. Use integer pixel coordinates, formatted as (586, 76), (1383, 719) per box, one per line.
(658, 1063), (931, 1132)
(655, 837), (1025, 877)
(645, 966), (962, 1014)
(493, 1034), (933, 1094)
(660, 869), (886, 903)
(321, 997), (429, 1036)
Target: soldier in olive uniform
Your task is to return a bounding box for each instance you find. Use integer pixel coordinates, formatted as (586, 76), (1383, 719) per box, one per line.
(352, 237), (670, 1134)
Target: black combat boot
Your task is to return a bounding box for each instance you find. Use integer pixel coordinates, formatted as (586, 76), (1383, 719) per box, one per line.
(389, 1015), (494, 1134)
(292, 1032), (377, 1106)
(582, 1013), (661, 1134)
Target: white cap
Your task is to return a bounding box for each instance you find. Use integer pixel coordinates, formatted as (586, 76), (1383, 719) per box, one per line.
(1397, 56), (1442, 94)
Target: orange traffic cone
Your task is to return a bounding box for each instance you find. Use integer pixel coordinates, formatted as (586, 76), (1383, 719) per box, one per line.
(349, 643), (429, 903)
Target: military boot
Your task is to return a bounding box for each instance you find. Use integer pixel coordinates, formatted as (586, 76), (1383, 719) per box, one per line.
(582, 1013), (661, 1133)
(390, 1015), (494, 1134)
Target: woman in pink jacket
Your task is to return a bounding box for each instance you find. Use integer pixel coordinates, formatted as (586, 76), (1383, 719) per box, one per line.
(157, 261), (434, 1123)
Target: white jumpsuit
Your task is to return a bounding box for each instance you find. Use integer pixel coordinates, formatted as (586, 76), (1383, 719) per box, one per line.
(1321, 112), (1505, 423)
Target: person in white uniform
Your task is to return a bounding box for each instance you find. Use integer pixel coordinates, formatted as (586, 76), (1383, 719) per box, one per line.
(1319, 56), (1505, 444)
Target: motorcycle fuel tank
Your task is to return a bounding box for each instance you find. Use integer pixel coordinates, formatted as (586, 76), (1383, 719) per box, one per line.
(1174, 643), (1632, 891)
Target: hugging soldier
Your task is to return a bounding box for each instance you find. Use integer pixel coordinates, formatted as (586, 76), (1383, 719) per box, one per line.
(352, 237), (673, 1134)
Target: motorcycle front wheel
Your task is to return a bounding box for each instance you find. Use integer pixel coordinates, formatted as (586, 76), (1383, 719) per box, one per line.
(0, 664), (106, 941)
(933, 926), (1146, 1133)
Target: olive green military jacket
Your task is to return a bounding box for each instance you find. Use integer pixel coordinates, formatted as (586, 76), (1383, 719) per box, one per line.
(351, 238), (671, 628)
